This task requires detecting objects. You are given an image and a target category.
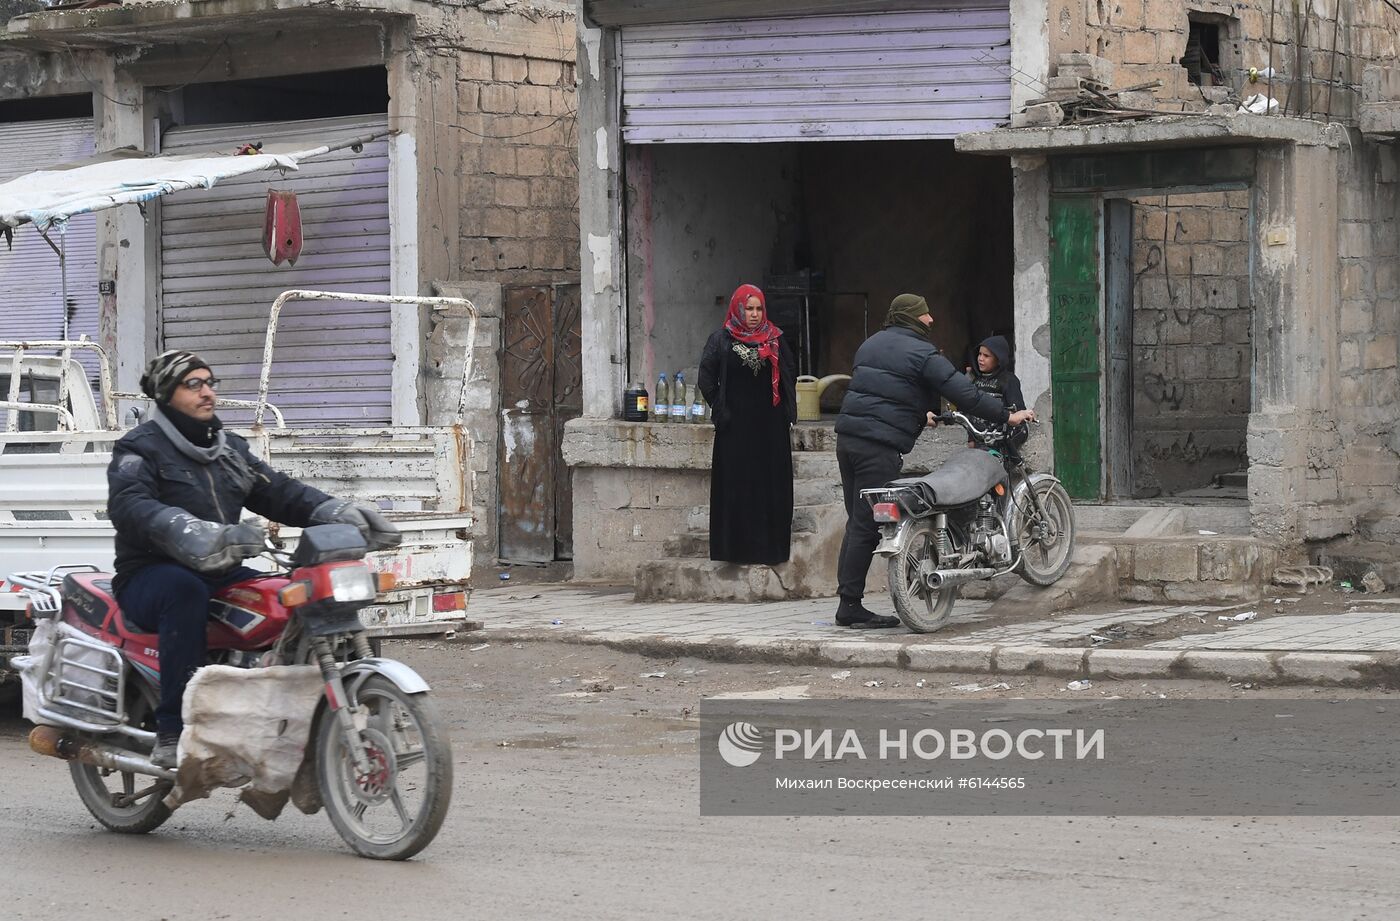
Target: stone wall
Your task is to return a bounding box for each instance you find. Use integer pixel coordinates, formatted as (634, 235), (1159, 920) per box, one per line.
(1130, 190), (1252, 495)
(1056, 0), (1400, 122)
(1321, 140), (1400, 545)
(455, 11), (580, 288)
(427, 281), (503, 556)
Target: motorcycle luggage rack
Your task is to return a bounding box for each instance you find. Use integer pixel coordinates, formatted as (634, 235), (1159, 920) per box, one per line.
(7, 565), (101, 618)
(861, 485), (936, 518)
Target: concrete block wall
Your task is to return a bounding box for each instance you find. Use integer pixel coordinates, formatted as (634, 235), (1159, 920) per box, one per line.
(1063, 0), (1400, 121)
(1114, 536), (1280, 602)
(428, 281), (504, 556)
(572, 466), (712, 582)
(454, 14), (580, 287)
(1326, 141), (1400, 545)
(1130, 190), (1252, 495)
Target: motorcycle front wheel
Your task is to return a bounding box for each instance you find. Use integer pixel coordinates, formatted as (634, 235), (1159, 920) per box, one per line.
(1014, 479), (1076, 586)
(316, 676), (453, 860)
(887, 523), (958, 633)
(69, 680), (173, 834)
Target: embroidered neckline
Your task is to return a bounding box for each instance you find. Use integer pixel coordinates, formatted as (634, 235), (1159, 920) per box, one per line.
(732, 342), (763, 375)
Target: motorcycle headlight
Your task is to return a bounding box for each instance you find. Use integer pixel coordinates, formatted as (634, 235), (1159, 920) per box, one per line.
(329, 565), (377, 602)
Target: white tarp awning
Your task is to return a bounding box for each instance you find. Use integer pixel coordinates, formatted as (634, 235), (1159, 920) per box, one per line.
(0, 141), (351, 231)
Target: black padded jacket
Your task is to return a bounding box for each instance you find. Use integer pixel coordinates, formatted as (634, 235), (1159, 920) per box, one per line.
(835, 326), (1012, 452)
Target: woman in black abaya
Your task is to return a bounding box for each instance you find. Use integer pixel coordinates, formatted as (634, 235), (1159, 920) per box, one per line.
(698, 283), (796, 565)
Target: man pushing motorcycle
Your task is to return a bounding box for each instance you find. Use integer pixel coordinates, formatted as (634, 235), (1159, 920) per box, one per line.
(107, 350), (401, 768)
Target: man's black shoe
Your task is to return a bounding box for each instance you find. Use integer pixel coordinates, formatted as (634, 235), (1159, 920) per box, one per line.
(834, 599), (901, 629)
(151, 731), (180, 769)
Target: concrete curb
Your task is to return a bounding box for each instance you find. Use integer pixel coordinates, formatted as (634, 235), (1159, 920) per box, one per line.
(468, 628), (1400, 688)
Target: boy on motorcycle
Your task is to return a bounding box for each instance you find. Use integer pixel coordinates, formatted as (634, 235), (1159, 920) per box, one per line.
(833, 297), (1035, 629)
(107, 350), (400, 767)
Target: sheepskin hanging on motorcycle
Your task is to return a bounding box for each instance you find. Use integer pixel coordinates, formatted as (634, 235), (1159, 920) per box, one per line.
(106, 349), (401, 768)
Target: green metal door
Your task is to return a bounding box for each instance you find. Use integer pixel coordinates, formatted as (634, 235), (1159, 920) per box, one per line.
(1049, 195), (1102, 500)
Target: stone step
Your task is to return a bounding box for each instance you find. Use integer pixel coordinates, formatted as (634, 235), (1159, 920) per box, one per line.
(682, 503), (835, 537)
(1214, 470), (1248, 489)
(790, 424), (838, 452)
(640, 504), (862, 600)
(663, 532), (709, 558)
(794, 477), (843, 506)
(636, 559), (788, 602)
(792, 452), (840, 480)
(1074, 503), (1251, 536)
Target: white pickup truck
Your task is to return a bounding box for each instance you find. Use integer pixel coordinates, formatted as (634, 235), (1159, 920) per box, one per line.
(1, 290), (481, 672)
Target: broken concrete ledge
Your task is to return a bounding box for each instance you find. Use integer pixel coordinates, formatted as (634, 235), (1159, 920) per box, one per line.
(474, 628), (1400, 688)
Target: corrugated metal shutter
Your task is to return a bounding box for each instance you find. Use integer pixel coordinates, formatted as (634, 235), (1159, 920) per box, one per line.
(0, 118), (101, 381)
(620, 3), (1012, 143)
(159, 114), (391, 427)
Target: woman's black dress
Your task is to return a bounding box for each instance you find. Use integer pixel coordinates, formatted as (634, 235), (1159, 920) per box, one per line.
(698, 330), (796, 564)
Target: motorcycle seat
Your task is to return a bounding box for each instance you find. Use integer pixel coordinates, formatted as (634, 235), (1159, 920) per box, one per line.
(888, 448), (1007, 508)
(61, 573), (120, 631)
(61, 573), (161, 643)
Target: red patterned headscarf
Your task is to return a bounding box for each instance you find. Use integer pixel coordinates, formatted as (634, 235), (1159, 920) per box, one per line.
(723, 284), (783, 406)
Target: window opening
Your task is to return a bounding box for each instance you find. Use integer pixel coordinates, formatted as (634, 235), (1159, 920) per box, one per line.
(1182, 15), (1228, 87)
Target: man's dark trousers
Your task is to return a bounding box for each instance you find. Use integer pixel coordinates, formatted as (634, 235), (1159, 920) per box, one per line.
(836, 434), (904, 601)
(116, 563), (259, 735)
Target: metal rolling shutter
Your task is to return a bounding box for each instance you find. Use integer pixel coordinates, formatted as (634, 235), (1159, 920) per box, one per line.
(620, 3), (1012, 143)
(159, 114), (391, 427)
(0, 118), (101, 380)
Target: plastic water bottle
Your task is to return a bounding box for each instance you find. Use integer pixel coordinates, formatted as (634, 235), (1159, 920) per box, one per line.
(653, 373), (669, 423)
(671, 372), (688, 422)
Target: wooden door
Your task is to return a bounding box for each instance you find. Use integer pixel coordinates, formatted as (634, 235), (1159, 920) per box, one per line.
(1048, 194), (1102, 501)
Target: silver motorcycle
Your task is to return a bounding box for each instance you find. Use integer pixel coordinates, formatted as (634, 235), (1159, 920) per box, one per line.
(860, 411), (1076, 632)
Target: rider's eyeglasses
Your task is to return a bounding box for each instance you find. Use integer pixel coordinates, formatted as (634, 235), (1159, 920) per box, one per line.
(179, 376), (220, 393)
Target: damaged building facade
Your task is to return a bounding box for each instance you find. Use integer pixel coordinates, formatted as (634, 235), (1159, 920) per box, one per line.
(0, 0), (581, 562)
(570, 0), (1400, 597)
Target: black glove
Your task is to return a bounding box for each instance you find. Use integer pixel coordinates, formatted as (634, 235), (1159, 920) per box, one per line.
(150, 512), (267, 573)
(310, 498), (402, 551)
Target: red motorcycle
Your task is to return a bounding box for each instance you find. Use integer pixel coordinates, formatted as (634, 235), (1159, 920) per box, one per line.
(11, 523), (452, 860)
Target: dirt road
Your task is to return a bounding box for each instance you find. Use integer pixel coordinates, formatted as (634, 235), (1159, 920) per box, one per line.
(3, 641), (1398, 920)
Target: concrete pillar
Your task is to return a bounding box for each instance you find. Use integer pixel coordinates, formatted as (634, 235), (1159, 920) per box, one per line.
(94, 56), (154, 397)
(1010, 0), (1051, 111)
(1247, 141), (1341, 544)
(1011, 154), (1054, 471)
(576, 19), (626, 420)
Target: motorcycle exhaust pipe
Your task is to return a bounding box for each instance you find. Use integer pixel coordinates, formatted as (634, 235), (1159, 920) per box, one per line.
(924, 568), (998, 590)
(29, 726), (176, 782)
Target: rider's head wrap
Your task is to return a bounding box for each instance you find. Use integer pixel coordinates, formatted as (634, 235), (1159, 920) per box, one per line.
(883, 294), (934, 341)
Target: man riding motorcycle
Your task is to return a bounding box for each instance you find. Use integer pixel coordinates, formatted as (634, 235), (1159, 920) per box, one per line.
(107, 350), (401, 768)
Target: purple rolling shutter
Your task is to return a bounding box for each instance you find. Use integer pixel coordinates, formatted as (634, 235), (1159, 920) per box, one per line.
(621, 3), (1012, 143)
(0, 118), (102, 384)
(159, 115), (392, 427)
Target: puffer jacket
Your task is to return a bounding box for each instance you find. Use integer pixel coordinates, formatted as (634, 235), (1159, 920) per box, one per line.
(107, 410), (330, 590)
(835, 326), (1011, 453)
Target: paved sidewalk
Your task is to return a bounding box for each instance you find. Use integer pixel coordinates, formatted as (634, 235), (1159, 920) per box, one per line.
(466, 584), (1400, 686)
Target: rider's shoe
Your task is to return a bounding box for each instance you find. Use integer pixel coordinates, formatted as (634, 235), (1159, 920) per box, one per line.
(834, 598), (901, 629)
(151, 731), (180, 769)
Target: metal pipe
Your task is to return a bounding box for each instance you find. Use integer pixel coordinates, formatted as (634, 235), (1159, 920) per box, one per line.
(28, 726), (175, 782)
(254, 290), (479, 429)
(0, 339), (118, 429)
(924, 568), (998, 590)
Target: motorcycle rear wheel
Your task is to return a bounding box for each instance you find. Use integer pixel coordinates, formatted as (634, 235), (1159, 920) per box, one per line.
(887, 524), (958, 633)
(1014, 479), (1076, 586)
(69, 681), (173, 834)
(317, 676), (453, 861)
